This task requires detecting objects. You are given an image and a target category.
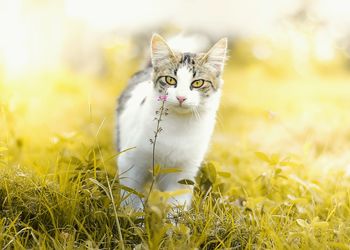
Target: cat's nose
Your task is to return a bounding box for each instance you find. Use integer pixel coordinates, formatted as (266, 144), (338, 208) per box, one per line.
(176, 96), (187, 105)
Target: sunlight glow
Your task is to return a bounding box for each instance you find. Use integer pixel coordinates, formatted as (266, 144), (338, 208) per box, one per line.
(0, 0), (349, 80)
(0, 0), (29, 77)
(0, 0), (64, 81)
(314, 30), (335, 61)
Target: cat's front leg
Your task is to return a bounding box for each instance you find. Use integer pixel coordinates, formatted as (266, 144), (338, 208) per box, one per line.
(157, 169), (197, 210)
(168, 188), (193, 209)
(118, 153), (151, 210)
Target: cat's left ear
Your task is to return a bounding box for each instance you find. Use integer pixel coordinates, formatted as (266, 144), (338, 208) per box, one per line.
(151, 33), (176, 68)
(201, 38), (228, 74)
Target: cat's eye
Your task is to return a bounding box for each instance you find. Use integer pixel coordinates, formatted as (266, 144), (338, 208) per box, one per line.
(191, 79), (205, 88)
(165, 76), (177, 86)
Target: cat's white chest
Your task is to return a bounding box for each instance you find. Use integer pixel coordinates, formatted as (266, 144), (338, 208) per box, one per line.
(136, 108), (213, 168)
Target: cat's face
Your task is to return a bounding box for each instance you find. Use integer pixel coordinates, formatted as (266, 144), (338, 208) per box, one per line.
(150, 34), (227, 114)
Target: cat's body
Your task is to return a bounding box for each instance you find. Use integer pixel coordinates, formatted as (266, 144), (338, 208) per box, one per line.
(117, 34), (227, 209)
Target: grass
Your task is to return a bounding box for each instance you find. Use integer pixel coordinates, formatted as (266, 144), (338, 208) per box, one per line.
(1, 47), (350, 249)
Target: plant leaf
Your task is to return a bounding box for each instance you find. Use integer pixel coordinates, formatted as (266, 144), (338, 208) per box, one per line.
(275, 168), (282, 175)
(204, 162), (217, 183)
(159, 167), (182, 174)
(255, 152), (270, 163)
(296, 219), (309, 228)
(89, 178), (111, 199)
(218, 171), (231, 178)
(153, 164), (161, 176)
(119, 184), (144, 198)
(178, 179), (195, 185)
(280, 161), (300, 167)
(270, 154), (280, 165)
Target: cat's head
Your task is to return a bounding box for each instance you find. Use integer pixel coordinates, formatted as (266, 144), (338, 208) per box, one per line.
(150, 34), (227, 114)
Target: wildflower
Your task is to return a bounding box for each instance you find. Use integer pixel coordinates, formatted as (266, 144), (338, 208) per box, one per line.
(157, 95), (168, 102)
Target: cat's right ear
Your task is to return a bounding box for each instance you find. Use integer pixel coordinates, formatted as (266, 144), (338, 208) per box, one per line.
(151, 34), (175, 68)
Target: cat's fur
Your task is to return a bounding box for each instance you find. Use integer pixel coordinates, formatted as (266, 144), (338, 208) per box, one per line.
(116, 34), (227, 209)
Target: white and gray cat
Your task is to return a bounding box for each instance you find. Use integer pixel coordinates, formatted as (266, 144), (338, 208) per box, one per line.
(116, 34), (227, 210)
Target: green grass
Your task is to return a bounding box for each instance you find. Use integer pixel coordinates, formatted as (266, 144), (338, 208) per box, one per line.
(1, 54), (350, 249)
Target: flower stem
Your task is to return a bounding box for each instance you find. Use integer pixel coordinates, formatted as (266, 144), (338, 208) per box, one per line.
(144, 98), (166, 206)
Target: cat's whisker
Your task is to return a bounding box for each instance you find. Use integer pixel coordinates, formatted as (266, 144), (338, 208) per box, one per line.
(191, 107), (200, 121)
(194, 107), (201, 120)
(190, 108), (196, 120)
(216, 112), (225, 130)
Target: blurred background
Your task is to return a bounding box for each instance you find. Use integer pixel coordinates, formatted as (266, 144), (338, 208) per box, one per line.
(1, 0), (350, 175)
(2, 0), (350, 77)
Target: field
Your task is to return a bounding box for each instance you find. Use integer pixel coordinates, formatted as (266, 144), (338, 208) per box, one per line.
(1, 43), (350, 249)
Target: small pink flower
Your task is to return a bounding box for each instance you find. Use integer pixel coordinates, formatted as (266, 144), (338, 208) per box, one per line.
(157, 95), (168, 102)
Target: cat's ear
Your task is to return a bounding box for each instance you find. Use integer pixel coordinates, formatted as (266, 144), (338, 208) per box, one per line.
(151, 34), (176, 68)
(201, 38), (228, 73)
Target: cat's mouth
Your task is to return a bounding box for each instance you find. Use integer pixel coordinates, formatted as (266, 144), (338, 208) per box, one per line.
(166, 102), (194, 114)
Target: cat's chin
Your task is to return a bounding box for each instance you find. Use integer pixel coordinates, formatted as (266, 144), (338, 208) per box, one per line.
(168, 105), (193, 115)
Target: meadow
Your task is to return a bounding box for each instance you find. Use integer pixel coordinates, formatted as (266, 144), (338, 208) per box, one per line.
(0, 41), (350, 249)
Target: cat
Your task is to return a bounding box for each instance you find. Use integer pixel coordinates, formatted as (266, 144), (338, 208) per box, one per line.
(116, 34), (227, 210)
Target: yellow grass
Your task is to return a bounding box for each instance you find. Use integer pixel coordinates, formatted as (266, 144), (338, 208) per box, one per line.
(0, 43), (350, 248)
